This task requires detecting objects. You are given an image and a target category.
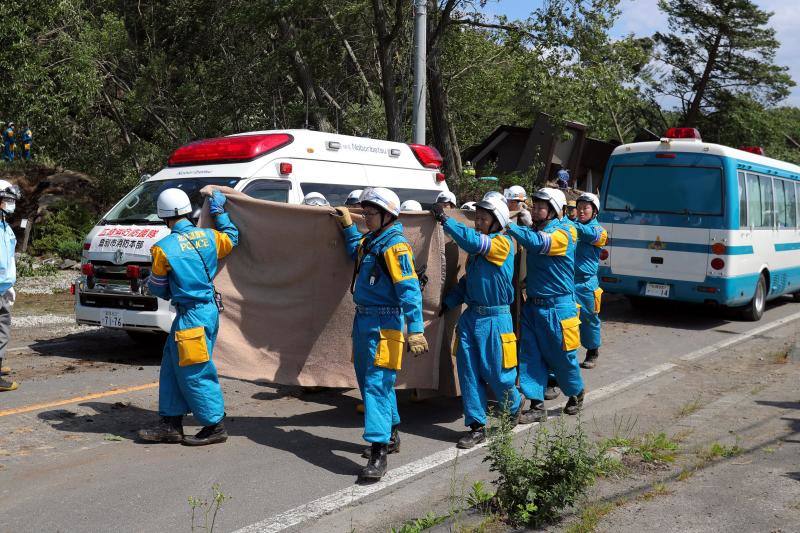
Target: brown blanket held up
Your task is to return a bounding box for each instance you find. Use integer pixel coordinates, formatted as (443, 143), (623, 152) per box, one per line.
(201, 189), (470, 394)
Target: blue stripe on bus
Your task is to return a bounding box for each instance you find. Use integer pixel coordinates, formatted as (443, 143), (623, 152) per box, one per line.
(775, 242), (800, 252)
(609, 238), (753, 255)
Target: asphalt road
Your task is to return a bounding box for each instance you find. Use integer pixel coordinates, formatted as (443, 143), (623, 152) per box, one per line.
(1, 295), (799, 532)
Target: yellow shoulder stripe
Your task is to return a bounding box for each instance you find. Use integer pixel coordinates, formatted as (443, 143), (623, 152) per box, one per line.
(548, 228), (569, 257)
(485, 235), (511, 266)
(384, 242), (417, 283)
(150, 245), (171, 276)
(213, 229), (234, 259)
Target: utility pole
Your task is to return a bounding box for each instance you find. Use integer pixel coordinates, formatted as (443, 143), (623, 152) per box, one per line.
(411, 0), (427, 144)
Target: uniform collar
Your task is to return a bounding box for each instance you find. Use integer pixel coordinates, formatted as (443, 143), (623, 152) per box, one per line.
(172, 219), (194, 233)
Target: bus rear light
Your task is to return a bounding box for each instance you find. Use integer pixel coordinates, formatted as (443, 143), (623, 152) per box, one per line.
(126, 265), (141, 279)
(435, 172), (446, 182)
(655, 153), (676, 159)
(408, 144), (443, 169)
(739, 146), (765, 156)
(697, 286), (719, 293)
(167, 133), (293, 166)
(83, 242), (91, 250)
(81, 263), (94, 277)
(601, 276), (619, 283)
(599, 249), (609, 261)
(710, 258), (725, 270)
(710, 242), (726, 255)
(70, 283), (76, 296)
(279, 162), (293, 175)
(664, 127), (702, 140)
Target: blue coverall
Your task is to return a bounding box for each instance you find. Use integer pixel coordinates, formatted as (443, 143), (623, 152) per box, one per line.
(442, 218), (522, 427)
(2, 127), (15, 162)
(343, 222), (424, 444)
(574, 218), (608, 350)
(20, 129), (31, 161)
(147, 215), (239, 426)
(506, 218), (584, 402)
(0, 219), (16, 295)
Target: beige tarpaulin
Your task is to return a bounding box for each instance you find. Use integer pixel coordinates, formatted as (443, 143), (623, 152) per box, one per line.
(201, 190), (471, 394)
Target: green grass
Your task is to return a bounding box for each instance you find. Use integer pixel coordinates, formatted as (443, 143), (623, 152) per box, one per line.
(600, 431), (680, 464)
(698, 442), (744, 461)
(676, 396), (702, 418)
(390, 512), (447, 533)
(564, 502), (616, 533)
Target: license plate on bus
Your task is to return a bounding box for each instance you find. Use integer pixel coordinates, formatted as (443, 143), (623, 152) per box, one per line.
(102, 310), (124, 328)
(645, 283), (670, 298)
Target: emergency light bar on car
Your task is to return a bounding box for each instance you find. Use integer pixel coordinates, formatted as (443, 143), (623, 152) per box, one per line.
(663, 127), (702, 140)
(408, 144), (444, 169)
(739, 146), (765, 156)
(167, 133), (294, 166)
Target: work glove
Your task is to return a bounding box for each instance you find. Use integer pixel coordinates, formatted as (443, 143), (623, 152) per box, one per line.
(516, 206), (532, 227)
(407, 333), (429, 356)
(431, 203), (449, 224)
(5, 287), (15, 307)
(209, 190), (227, 215)
(333, 207), (353, 228)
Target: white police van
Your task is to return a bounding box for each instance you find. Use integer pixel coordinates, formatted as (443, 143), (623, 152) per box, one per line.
(74, 129), (450, 338)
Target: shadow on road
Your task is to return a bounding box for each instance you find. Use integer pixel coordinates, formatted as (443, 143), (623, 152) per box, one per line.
(26, 329), (162, 367)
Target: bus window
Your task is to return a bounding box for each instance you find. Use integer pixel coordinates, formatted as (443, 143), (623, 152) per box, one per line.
(776, 179), (788, 228)
(788, 181), (798, 228)
(759, 175), (774, 227)
(746, 173), (762, 227)
(738, 172), (747, 227)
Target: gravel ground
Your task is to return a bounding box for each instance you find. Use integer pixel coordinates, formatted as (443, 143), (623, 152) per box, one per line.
(15, 271), (77, 295)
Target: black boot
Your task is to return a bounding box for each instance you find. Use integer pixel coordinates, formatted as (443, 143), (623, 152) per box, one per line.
(519, 400), (548, 425)
(457, 423), (486, 449)
(359, 443), (388, 481)
(564, 390), (585, 415)
(183, 419), (228, 446)
(138, 416), (184, 443)
(544, 379), (560, 400)
(581, 349), (599, 369)
(362, 425), (400, 458)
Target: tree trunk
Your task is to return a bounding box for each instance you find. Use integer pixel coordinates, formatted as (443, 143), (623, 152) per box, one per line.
(371, 0), (406, 141)
(685, 31), (722, 127)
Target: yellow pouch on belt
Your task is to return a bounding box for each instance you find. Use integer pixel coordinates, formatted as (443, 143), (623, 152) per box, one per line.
(560, 316), (581, 352)
(593, 287), (603, 314)
(175, 326), (210, 367)
(500, 332), (518, 369)
(374, 329), (404, 370)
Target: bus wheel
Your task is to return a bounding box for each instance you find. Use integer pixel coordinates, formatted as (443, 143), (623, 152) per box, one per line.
(741, 274), (766, 321)
(793, 291), (800, 303)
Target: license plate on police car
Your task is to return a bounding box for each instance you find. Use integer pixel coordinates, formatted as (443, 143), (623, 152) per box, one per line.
(645, 283), (670, 298)
(102, 310), (124, 328)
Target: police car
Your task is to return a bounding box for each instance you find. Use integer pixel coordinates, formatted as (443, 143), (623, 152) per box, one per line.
(75, 129), (451, 338)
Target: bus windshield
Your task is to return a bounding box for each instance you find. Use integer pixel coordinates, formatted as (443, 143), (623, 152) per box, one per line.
(605, 165), (723, 216)
(103, 177), (240, 224)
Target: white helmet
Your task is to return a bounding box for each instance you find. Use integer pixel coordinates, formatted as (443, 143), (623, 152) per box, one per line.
(460, 201), (477, 212)
(0, 180), (21, 200)
(157, 188), (192, 219)
(482, 191), (507, 204)
(504, 185), (527, 202)
(345, 189), (363, 206)
(576, 192), (600, 214)
(359, 187), (401, 217)
(475, 196), (511, 229)
(302, 192), (329, 207)
(532, 187), (566, 219)
(400, 199), (423, 211)
(436, 190), (457, 206)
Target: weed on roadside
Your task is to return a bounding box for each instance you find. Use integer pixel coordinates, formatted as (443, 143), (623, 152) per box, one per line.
(390, 512), (447, 533)
(601, 432), (680, 466)
(676, 396), (702, 418)
(564, 501), (616, 533)
(698, 441), (744, 461)
(188, 484), (228, 532)
(637, 482), (672, 501)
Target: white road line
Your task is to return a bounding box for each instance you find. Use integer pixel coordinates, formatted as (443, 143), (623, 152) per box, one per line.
(234, 310), (800, 533)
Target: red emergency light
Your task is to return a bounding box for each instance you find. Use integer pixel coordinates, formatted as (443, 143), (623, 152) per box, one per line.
(279, 162), (292, 175)
(81, 263), (94, 277)
(664, 127), (702, 140)
(126, 265), (141, 279)
(168, 133), (294, 167)
(408, 144), (443, 169)
(435, 172), (446, 182)
(739, 146), (765, 156)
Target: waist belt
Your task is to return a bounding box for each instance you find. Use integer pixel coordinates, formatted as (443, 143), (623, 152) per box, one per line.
(174, 300), (213, 313)
(355, 305), (401, 316)
(467, 304), (511, 316)
(525, 294), (575, 307)
(574, 275), (597, 284)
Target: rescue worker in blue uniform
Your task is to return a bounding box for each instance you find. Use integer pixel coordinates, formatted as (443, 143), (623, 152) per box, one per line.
(0, 181), (21, 392)
(506, 187), (586, 422)
(573, 193), (608, 369)
(334, 187), (428, 481)
(20, 126), (32, 161)
(432, 196), (522, 448)
(3, 123), (16, 162)
(138, 187), (239, 446)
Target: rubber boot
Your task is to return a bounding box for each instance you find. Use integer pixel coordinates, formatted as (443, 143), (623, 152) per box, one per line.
(138, 416), (184, 443)
(544, 378), (560, 400)
(363, 425), (400, 458)
(0, 377), (18, 391)
(359, 443), (388, 481)
(457, 423), (486, 449)
(581, 349), (599, 369)
(518, 400), (547, 425)
(183, 419), (228, 446)
(564, 390), (585, 415)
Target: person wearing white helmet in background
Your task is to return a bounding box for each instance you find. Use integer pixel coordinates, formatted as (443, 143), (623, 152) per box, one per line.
(461, 201), (477, 212)
(302, 192), (330, 207)
(482, 191), (506, 205)
(506, 186), (585, 422)
(435, 191), (457, 209)
(138, 187), (239, 446)
(0, 180), (21, 391)
(431, 195), (522, 448)
(345, 189), (364, 207)
(504, 185), (528, 212)
(400, 200), (423, 212)
(332, 186), (428, 482)
(573, 192), (607, 369)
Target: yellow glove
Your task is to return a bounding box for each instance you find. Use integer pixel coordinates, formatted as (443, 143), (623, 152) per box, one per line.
(407, 333), (429, 356)
(334, 207), (353, 228)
